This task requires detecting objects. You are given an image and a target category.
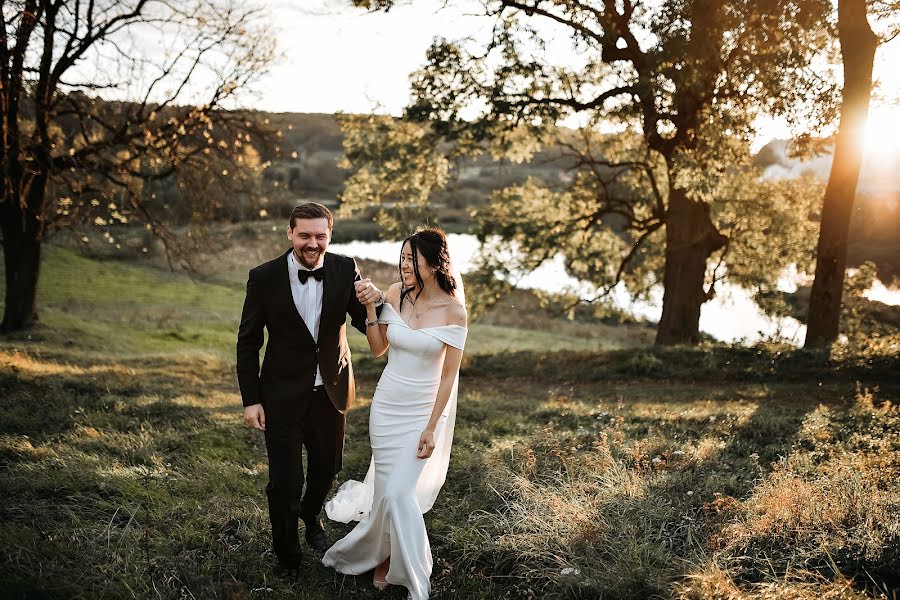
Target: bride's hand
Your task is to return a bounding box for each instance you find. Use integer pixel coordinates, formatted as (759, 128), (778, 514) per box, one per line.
(417, 430), (436, 459)
(355, 278), (383, 306)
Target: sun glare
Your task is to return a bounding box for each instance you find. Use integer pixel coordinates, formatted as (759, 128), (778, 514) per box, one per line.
(863, 106), (900, 159)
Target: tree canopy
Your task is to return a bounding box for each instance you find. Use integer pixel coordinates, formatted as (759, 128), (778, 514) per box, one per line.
(340, 0), (836, 342)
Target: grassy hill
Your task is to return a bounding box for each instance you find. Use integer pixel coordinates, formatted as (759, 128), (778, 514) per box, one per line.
(8, 244), (649, 359)
(1, 247), (899, 599)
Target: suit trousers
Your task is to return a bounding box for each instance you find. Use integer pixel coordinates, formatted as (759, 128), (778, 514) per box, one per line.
(263, 387), (345, 561)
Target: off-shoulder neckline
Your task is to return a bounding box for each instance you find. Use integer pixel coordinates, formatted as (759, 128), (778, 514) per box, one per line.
(381, 302), (467, 332)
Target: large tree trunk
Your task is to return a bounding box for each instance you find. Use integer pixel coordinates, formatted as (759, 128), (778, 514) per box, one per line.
(1, 183), (45, 333)
(805, 0), (878, 348)
(656, 187), (728, 345)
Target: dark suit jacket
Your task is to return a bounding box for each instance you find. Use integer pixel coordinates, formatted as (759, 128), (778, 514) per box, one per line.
(236, 249), (370, 413)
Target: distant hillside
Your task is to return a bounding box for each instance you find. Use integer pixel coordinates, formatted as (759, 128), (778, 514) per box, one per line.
(38, 100), (895, 284)
(257, 112), (572, 222)
(754, 139), (900, 283)
(261, 114), (898, 282)
(755, 138), (900, 195)
(268, 115), (900, 206)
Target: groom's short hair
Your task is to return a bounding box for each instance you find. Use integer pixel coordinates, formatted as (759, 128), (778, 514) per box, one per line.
(290, 202), (333, 230)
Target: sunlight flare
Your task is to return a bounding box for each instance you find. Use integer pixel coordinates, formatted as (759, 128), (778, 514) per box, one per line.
(863, 106), (900, 161)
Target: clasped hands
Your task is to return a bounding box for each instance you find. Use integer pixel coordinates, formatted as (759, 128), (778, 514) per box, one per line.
(355, 278), (382, 306)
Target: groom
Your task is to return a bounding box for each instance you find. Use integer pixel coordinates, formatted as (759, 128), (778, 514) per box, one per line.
(236, 202), (383, 574)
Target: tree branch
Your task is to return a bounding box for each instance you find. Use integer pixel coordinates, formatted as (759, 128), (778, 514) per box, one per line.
(498, 0), (605, 45)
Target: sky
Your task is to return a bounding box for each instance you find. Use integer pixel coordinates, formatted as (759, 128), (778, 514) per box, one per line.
(252, 0), (900, 151)
(253, 1), (488, 115)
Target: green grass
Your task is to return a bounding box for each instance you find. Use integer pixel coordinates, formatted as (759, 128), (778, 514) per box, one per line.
(7, 245), (643, 361)
(13, 246), (243, 357)
(2, 245), (899, 599)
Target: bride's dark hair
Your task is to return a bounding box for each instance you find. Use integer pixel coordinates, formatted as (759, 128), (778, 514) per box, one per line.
(399, 227), (458, 309)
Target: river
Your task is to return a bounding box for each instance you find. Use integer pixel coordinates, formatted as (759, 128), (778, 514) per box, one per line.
(330, 234), (899, 345)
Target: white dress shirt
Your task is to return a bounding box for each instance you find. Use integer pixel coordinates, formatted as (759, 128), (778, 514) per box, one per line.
(288, 251), (325, 386)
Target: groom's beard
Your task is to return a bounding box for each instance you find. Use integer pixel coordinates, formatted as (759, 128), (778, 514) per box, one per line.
(295, 247), (323, 269)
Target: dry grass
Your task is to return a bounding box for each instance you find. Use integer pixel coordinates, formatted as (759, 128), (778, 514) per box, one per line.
(3, 347), (899, 599)
(2, 245), (899, 599)
(435, 382), (900, 599)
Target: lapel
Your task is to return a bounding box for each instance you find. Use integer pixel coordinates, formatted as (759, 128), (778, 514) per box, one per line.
(319, 252), (337, 331)
(279, 249), (316, 344)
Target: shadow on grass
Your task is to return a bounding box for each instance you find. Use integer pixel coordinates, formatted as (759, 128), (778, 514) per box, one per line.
(575, 388), (818, 598)
(463, 344), (900, 386)
(440, 376), (898, 599)
(708, 386), (900, 597)
(0, 351), (266, 598)
(3, 339), (898, 599)
(0, 355), (232, 440)
(0, 347), (409, 599)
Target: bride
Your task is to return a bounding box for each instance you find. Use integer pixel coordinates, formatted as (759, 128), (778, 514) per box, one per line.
(322, 227), (467, 600)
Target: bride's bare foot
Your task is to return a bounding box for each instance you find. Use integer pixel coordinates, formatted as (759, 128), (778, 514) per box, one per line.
(373, 556), (390, 590)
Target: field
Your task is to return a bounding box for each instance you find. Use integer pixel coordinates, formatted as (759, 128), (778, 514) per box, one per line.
(1, 244), (899, 599)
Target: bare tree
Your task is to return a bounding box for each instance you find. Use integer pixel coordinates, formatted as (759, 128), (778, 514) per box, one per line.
(0, 0), (274, 331)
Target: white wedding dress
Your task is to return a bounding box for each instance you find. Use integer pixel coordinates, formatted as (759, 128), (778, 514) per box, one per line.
(322, 302), (466, 600)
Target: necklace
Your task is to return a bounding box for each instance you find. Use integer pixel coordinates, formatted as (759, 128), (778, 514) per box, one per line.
(413, 299), (435, 320)
(413, 298), (451, 322)
(403, 287), (445, 325)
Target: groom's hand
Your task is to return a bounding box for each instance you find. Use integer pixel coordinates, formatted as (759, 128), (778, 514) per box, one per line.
(355, 278), (383, 306)
(244, 403), (266, 431)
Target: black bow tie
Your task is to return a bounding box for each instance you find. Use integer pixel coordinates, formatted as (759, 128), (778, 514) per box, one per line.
(297, 268), (325, 284)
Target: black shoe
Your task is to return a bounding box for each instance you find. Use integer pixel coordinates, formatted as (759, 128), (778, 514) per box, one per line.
(303, 516), (327, 553)
(275, 564), (301, 579)
(275, 552), (302, 578)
